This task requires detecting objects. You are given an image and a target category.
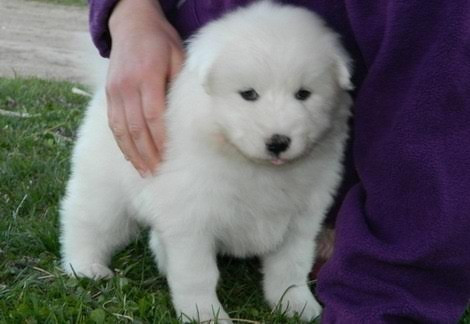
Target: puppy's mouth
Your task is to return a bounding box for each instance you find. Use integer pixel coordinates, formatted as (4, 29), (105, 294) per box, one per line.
(241, 145), (305, 167)
(253, 155), (292, 167)
(265, 138), (321, 166)
(213, 130), (312, 167)
(270, 157), (287, 166)
(262, 148), (306, 166)
(262, 153), (307, 167)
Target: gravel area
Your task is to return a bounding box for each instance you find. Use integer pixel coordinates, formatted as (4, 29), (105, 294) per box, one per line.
(0, 0), (92, 83)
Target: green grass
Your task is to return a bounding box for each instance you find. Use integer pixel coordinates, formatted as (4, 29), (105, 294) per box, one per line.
(0, 78), (316, 323)
(0, 77), (468, 323)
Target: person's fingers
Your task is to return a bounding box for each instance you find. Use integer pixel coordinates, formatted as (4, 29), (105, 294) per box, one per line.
(169, 45), (185, 80)
(105, 18), (185, 177)
(106, 89), (149, 177)
(141, 76), (167, 161)
(121, 88), (160, 172)
(140, 46), (184, 164)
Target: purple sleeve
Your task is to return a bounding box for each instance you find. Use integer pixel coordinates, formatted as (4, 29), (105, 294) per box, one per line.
(88, 0), (118, 57)
(313, 1), (470, 323)
(88, 0), (178, 57)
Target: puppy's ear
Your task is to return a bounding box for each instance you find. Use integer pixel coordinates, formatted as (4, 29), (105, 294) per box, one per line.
(189, 54), (217, 95)
(185, 35), (220, 96)
(202, 66), (216, 95)
(334, 46), (354, 90)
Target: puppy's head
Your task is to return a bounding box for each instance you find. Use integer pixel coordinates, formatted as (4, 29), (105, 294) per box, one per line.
(186, 2), (352, 165)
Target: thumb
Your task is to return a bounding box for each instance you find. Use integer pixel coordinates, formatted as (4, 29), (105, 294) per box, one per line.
(168, 47), (184, 81)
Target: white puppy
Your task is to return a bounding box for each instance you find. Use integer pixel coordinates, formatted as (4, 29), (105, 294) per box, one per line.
(60, 1), (352, 322)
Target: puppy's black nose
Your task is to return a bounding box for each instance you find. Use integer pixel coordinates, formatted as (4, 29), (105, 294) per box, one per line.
(266, 134), (291, 155)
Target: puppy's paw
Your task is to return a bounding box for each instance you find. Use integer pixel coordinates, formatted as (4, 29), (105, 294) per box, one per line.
(270, 286), (321, 322)
(63, 261), (114, 279)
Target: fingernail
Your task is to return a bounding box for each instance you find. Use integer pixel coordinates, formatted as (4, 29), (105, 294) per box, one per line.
(138, 169), (151, 178)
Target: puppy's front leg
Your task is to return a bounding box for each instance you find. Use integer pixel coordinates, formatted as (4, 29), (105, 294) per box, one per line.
(262, 216), (322, 322)
(164, 234), (231, 323)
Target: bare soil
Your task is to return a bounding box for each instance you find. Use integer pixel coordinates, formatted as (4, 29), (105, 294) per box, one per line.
(0, 0), (91, 83)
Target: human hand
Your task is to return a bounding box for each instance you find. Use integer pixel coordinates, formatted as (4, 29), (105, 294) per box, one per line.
(107, 0), (184, 177)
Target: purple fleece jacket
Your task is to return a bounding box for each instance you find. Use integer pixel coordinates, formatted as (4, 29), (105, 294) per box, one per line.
(88, 0), (470, 322)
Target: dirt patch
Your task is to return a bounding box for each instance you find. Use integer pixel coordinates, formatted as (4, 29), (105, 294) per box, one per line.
(0, 0), (94, 83)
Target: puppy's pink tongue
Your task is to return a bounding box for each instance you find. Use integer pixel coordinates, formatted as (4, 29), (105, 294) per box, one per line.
(271, 158), (285, 166)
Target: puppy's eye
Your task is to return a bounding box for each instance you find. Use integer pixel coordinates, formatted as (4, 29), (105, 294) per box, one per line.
(239, 89), (259, 101)
(295, 89), (312, 101)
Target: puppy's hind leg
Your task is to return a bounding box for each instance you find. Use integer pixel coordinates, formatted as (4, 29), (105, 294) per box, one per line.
(60, 179), (138, 279)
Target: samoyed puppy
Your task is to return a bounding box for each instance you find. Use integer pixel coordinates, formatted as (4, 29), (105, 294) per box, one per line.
(60, 1), (352, 322)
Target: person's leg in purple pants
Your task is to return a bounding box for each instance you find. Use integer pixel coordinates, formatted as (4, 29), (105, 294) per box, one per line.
(314, 1), (470, 322)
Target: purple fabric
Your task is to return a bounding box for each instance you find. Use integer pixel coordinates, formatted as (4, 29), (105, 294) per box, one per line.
(88, 0), (470, 322)
(87, 0), (178, 57)
(88, 0), (118, 57)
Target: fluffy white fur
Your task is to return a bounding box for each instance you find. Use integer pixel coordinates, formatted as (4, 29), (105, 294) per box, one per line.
(60, 1), (352, 322)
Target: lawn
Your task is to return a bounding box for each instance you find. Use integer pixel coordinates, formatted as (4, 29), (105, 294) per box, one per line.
(0, 78), (319, 323)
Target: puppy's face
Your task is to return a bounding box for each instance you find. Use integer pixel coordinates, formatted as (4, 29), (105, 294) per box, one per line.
(204, 39), (351, 166)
